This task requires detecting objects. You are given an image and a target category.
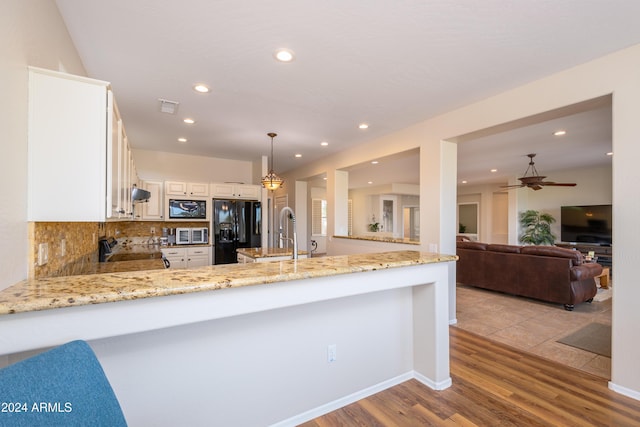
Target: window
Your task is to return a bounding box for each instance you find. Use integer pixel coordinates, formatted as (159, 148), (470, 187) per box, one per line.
(312, 199), (327, 236)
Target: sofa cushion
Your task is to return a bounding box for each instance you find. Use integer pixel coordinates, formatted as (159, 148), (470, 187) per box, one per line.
(456, 241), (488, 250)
(520, 245), (584, 265)
(487, 244), (521, 254)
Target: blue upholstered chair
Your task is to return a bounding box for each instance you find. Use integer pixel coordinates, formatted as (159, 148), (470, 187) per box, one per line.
(0, 340), (127, 426)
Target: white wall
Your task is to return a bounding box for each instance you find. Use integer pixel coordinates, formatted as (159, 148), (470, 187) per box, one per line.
(457, 164), (612, 244)
(515, 164), (612, 242)
(133, 149), (255, 184)
(0, 0), (87, 290)
(282, 45), (640, 398)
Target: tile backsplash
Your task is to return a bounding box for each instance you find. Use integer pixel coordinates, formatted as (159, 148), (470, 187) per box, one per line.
(29, 222), (105, 279)
(30, 220), (209, 279)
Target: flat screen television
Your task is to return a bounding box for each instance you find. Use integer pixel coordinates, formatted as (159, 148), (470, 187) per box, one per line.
(560, 204), (612, 245)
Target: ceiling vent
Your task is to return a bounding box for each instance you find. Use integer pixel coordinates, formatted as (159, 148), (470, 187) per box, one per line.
(158, 98), (180, 114)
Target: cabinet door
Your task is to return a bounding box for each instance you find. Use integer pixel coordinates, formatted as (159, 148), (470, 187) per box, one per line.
(124, 140), (133, 217)
(237, 184), (260, 199)
(28, 67), (109, 221)
(188, 182), (209, 197)
(166, 181), (188, 195)
(187, 256), (209, 268)
(142, 181), (164, 220)
(186, 247), (210, 268)
(211, 183), (235, 198)
(161, 248), (187, 269)
(106, 91), (121, 219)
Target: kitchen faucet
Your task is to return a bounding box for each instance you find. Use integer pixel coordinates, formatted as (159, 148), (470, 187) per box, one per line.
(278, 206), (298, 260)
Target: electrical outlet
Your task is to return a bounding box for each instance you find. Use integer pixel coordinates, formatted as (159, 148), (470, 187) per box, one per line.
(60, 239), (66, 257)
(429, 243), (438, 253)
(37, 243), (49, 266)
(327, 344), (337, 363)
(150, 227), (156, 234)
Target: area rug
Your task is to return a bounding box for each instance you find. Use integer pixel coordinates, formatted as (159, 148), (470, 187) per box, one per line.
(557, 323), (611, 357)
(593, 286), (612, 302)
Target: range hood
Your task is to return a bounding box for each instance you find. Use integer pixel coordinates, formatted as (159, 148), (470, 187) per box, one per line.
(131, 185), (151, 203)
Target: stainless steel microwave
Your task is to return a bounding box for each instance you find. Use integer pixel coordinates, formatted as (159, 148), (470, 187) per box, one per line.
(168, 199), (207, 220)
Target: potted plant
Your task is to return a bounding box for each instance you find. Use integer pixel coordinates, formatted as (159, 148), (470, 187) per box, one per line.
(519, 210), (556, 245)
(368, 215), (381, 232)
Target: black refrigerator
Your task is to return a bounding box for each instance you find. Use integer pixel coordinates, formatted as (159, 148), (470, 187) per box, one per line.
(212, 199), (261, 264)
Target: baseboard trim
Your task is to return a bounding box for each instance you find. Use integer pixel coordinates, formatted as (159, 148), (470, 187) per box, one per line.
(414, 370), (453, 390)
(609, 381), (640, 401)
(270, 372), (414, 427)
(270, 370), (452, 426)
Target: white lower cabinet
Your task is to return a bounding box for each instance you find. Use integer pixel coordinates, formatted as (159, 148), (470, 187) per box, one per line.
(162, 247), (211, 269)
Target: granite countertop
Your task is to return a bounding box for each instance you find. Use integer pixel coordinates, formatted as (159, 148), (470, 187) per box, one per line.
(0, 250), (456, 315)
(236, 247), (309, 259)
(83, 259), (166, 274)
(333, 234), (420, 245)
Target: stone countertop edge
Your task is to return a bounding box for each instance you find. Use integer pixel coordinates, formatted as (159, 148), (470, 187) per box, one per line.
(0, 251), (457, 316)
(236, 247), (309, 258)
(333, 235), (421, 245)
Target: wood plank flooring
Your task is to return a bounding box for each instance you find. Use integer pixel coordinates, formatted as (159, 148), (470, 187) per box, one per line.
(300, 327), (640, 426)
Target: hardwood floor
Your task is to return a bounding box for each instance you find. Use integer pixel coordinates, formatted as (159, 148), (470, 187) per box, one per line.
(301, 327), (640, 426)
(454, 284), (612, 378)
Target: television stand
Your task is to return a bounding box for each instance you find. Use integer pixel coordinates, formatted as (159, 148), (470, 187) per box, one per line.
(556, 242), (612, 270)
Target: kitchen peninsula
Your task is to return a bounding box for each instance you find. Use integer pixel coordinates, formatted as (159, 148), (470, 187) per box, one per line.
(236, 246), (309, 263)
(0, 250), (456, 426)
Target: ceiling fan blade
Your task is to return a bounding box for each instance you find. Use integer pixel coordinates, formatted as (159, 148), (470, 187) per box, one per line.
(539, 182), (577, 187)
(531, 185), (543, 190)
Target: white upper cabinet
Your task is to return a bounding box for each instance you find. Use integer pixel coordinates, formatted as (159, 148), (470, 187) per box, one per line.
(28, 67), (109, 221)
(165, 181), (209, 197)
(28, 67), (138, 222)
(211, 183), (260, 199)
(141, 180), (164, 220)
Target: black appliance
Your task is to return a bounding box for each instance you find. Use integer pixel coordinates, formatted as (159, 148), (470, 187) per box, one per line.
(98, 237), (117, 262)
(213, 199), (261, 264)
(168, 199), (207, 220)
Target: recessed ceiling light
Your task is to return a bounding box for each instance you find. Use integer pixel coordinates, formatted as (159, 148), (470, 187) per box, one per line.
(359, 123), (369, 129)
(554, 130), (567, 136)
(193, 84), (210, 93)
(368, 181), (373, 184)
(177, 137), (187, 143)
(183, 118), (196, 124)
(320, 141), (329, 146)
(371, 160), (379, 165)
(462, 180), (468, 184)
(295, 153), (302, 158)
(490, 169), (498, 173)
(274, 48), (295, 63)
(323, 177), (327, 180)
(607, 152), (613, 156)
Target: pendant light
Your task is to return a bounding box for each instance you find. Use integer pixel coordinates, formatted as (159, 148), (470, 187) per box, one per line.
(261, 132), (284, 191)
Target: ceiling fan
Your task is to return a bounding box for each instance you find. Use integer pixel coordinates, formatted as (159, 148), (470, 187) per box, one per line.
(501, 153), (577, 191)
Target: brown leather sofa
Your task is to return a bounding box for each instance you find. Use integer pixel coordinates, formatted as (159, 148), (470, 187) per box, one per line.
(456, 241), (603, 311)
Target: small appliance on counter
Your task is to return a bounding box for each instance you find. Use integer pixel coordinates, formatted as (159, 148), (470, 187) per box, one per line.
(176, 227), (209, 245)
(98, 237), (117, 262)
(167, 228), (176, 245)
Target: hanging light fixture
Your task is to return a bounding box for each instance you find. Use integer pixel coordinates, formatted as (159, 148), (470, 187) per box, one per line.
(261, 132), (284, 191)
